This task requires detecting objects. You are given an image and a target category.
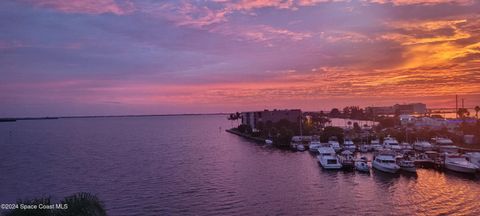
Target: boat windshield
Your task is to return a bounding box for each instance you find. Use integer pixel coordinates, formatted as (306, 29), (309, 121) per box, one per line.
(327, 159), (338, 164)
(377, 158), (395, 163)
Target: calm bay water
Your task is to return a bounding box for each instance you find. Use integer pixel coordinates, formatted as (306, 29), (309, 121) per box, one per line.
(1, 115), (479, 215)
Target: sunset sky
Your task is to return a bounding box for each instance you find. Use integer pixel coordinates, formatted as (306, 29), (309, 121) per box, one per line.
(1, 0), (480, 117)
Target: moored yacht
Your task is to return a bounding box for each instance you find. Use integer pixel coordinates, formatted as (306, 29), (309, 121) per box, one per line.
(400, 142), (413, 151)
(383, 136), (401, 150)
(437, 145), (459, 154)
(359, 144), (369, 153)
(343, 138), (356, 152)
(413, 140), (433, 151)
(355, 156), (370, 173)
(265, 139), (273, 145)
(431, 137), (454, 145)
(465, 152), (480, 167)
(328, 136), (342, 152)
(317, 146), (342, 169)
(309, 140), (322, 153)
(396, 155), (416, 173)
(431, 137), (458, 153)
(296, 144), (306, 151)
(338, 150), (355, 169)
(373, 151), (400, 173)
(371, 138), (382, 151)
(414, 152), (436, 167)
(444, 154), (479, 173)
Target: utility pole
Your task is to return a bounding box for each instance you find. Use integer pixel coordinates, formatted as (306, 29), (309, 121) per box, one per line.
(299, 115), (303, 136)
(455, 95), (458, 118)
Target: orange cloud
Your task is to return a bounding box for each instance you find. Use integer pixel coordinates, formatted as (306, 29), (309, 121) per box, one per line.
(379, 16), (480, 70)
(380, 19), (470, 45)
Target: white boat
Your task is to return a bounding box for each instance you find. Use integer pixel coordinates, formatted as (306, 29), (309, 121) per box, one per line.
(359, 144), (369, 153)
(413, 140), (433, 151)
(371, 139), (382, 151)
(355, 156), (370, 173)
(296, 144), (306, 151)
(265, 139), (273, 145)
(328, 136), (341, 152)
(465, 152), (480, 167)
(309, 140), (322, 153)
(373, 152), (400, 173)
(338, 150), (355, 169)
(317, 146), (342, 169)
(431, 137), (454, 145)
(383, 136), (401, 150)
(430, 137), (459, 153)
(414, 153), (435, 166)
(444, 154), (479, 173)
(437, 145), (459, 154)
(343, 138), (356, 152)
(396, 156), (416, 173)
(400, 142), (413, 150)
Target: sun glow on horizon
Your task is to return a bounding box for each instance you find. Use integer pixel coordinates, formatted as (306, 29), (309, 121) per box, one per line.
(1, 0), (479, 117)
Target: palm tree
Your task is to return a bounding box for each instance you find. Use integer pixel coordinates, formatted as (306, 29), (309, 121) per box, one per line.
(475, 106), (480, 119)
(228, 112), (242, 127)
(457, 108), (470, 119)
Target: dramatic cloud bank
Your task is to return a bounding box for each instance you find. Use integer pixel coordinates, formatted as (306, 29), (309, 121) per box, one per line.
(1, 0), (479, 116)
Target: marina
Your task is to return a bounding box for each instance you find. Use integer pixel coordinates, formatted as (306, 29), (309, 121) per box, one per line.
(228, 130), (480, 175)
(227, 108), (480, 177)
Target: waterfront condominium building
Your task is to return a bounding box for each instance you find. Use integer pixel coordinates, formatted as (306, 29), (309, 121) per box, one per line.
(241, 109), (302, 130)
(393, 103), (427, 115)
(366, 103), (427, 116)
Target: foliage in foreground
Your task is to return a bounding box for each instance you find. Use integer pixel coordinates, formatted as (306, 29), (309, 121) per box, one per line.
(4, 192), (106, 216)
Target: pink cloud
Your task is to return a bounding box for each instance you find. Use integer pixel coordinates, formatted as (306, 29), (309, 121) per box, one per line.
(211, 24), (312, 46)
(24, 0), (135, 15)
(320, 31), (371, 43)
(226, 0), (295, 10)
(156, 2), (228, 28)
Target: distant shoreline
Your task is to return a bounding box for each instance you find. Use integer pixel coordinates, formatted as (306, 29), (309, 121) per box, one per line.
(0, 113), (228, 122)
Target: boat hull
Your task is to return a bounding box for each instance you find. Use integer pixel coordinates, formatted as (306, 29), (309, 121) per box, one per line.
(355, 162), (370, 172)
(400, 166), (416, 172)
(296, 145), (305, 151)
(445, 163), (477, 173)
(341, 162), (354, 169)
(317, 156), (342, 170)
(373, 162), (399, 173)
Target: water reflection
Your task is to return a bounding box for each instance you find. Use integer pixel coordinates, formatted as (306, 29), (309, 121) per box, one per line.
(0, 116), (479, 216)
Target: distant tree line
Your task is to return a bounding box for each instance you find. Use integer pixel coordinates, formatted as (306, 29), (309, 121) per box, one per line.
(328, 106), (374, 120)
(234, 116), (346, 148)
(229, 104), (480, 147)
